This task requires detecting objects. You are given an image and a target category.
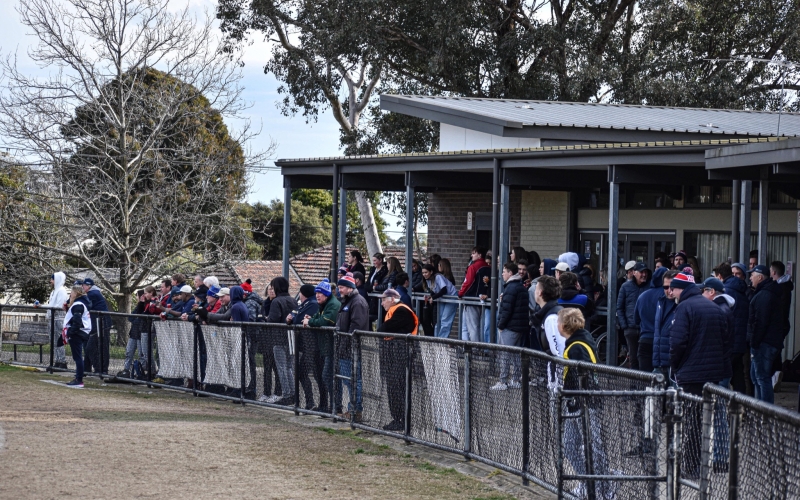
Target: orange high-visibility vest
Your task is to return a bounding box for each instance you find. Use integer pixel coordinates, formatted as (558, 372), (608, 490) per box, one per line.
(384, 303), (419, 335)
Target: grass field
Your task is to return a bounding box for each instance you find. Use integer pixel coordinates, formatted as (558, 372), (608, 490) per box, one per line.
(0, 363), (516, 500)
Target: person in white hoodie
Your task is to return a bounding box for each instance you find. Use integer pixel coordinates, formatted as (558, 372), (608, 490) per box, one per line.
(45, 272), (70, 369)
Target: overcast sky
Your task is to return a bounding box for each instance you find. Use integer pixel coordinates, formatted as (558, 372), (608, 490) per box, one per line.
(0, 0), (411, 235)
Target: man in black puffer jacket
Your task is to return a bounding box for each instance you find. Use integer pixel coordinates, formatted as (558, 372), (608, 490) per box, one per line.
(715, 262), (751, 395)
(747, 265), (784, 404)
(669, 273), (728, 394)
(491, 262), (529, 391)
(617, 262), (650, 370)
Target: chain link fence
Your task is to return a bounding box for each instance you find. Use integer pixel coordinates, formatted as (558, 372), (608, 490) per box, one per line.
(3, 304), (800, 499)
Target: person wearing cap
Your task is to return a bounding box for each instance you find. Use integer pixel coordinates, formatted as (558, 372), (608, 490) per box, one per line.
(80, 277), (111, 375)
(713, 262), (751, 395)
(701, 277), (734, 383)
(164, 285), (195, 320)
(617, 262), (649, 370)
(747, 264), (783, 403)
(669, 273), (728, 394)
(201, 287), (232, 323)
(554, 262), (570, 280)
(378, 288), (418, 431)
(303, 279), (341, 412)
(334, 273), (369, 420)
(672, 251), (687, 271)
(617, 260), (636, 295)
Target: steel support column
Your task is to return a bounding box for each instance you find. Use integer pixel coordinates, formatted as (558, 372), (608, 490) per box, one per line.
(405, 172), (414, 275)
(739, 181), (752, 265)
(331, 164), (340, 282)
(489, 159), (501, 344)
(499, 182), (510, 292)
(282, 183), (292, 278)
(606, 177), (620, 365)
(731, 181), (740, 263)
(339, 186), (347, 270)
(758, 169), (770, 265)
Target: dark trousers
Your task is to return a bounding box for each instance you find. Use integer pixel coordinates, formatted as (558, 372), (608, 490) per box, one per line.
(731, 351), (753, 396)
(624, 328), (640, 370)
(638, 341), (654, 372)
(68, 336), (87, 381)
(380, 340), (408, 425)
(298, 331), (325, 409)
(680, 382), (705, 476)
(197, 325), (208, 381)
(84, 326), (110, 374)
(320, 354), (334, 412)
(260, 334), (282, 397)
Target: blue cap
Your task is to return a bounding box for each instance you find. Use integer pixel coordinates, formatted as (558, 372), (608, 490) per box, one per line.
(702, 277), (725, 293)
(748, 264), (769, 276)
(82, 277), (95, 286)
(207, 285), (221, 297)
(171, 285), (182, 295)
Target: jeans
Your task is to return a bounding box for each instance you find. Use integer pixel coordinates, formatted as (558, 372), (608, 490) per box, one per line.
(563, 406), (614, 499)
(274, 345), (295, 398)
(123, 338), (142, 372)
(751, 344), (779, 404)
(498, 329), (523, 383)
(337, 358), (362, 413)
(434, 302), (456, 339)
(483, 307), (493, 344)
(52, 316), (66, 364)
(460, 305), (481, 342)
(68, 336), (87, 382)
(638, 341), (653, 372)
(624, 328), (640, 370)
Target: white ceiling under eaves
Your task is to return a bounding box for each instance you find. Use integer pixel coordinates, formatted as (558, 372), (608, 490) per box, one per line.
(383, 95), (800, 137)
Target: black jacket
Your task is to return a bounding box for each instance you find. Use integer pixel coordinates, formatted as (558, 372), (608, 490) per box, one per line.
(379, 304), (418, 334)
(723, 275), (750, 354)
(497, 277), (530, 333)
(670, 285), (729, 385)
(712, 294), (735, 380)
(617, 279), (646, 330)
(563, 329), (599, 390)
(747, 277), (785, 350)
(777, 279), (794, 338)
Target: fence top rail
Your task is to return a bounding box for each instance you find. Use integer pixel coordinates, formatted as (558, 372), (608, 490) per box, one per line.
(352, 329), (664, 385)
(0, 304), (62, 312)
(217, 320), (337, 331)
(94, 310), (161, 320)
(371, 292), (491, 307)
(704, 382), (800, 425)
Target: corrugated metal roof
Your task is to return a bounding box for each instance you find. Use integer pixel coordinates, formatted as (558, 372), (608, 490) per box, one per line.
(278, 136), (784, 163)
(383, 95), (800, 137)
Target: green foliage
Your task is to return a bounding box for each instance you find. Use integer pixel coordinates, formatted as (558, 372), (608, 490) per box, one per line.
(241, 198), (330, 259)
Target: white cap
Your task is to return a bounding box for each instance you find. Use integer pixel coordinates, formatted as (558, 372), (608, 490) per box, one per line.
(217, 287), (230, 297)
(179, 285), (192, 294)
(554, 262), (570, 272)
(624, 260), (637, 271)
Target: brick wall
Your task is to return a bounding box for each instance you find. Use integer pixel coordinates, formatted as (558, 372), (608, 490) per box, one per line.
(519, 190), (568, 259)
(426, 191), (521, 263)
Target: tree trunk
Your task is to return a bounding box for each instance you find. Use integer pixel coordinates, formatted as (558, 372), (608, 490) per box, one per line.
(355, 190), (382, 258)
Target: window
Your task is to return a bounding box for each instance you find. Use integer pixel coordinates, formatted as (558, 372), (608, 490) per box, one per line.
(686, 185), (796, 209)
(685, 232), (797, 279)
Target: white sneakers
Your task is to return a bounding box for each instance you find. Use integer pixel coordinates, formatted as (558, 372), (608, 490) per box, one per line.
(258, 394), (281, 403)
(490, 380), (522, 391)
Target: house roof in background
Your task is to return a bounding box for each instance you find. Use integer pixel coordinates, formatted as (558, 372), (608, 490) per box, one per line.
(229, 260), (303, 296)
(380, 95), (800, 140)
(290, 245), (424, 286)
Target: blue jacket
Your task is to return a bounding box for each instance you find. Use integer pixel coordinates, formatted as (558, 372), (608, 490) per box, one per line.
(229, 286), (250, 323)
(617, 279), (646, 330)
(86, 286), (109, 334)
(652, 293), (677, 368)
(497, 277), (529, 333)
(723, 275), (749, 354)
(396, 285), (412, 309)
(669, 285), (729, 385)
(747, 277), (784, 350)
(291, 297), (319, 325)
(634, 267), (668, 343)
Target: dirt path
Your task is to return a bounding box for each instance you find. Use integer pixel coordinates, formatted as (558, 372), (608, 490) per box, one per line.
(0, 364), (512, 500)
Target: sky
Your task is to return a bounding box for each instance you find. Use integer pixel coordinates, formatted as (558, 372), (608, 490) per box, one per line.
(0, 0), (411, 235)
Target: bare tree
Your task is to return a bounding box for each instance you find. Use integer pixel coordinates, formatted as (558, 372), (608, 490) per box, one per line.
(0, 0), (272, 313)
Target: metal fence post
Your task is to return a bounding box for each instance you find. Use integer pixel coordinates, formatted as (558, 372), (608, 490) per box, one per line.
(96, 316), (104, 379)
(240, 325), (246, 405)
(463, 343), (471, 457)
(521, 353), (530, 485)
(665, 388), (678, 500)
(556, 386), (565, 499)
(192, 323), (198, 397)
(294, 329), (301, 415)
(404, 335), (412, 443)
(578, 367), (597, 500)
(48, 310), (55, 372)
(349, 332), (358, 428)
(727, 398), (743, 500)
(699, 388), (715, 500)
(147, 322), (153, 389)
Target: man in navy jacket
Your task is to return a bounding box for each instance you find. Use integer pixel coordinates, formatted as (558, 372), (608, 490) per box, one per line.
(747, 265), (784, 403)
(668, 273), (729, 394)
(714, 262), (751, 395)
(81, 277), (110, 374)
(634, 267), (668, 372)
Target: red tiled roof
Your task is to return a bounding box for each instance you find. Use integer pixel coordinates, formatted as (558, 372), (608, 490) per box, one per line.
(230, 260), (303, 296)
(289, 245), (424, 286)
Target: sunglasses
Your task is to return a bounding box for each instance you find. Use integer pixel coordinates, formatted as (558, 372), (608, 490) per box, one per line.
(662, 285), (670, 290)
